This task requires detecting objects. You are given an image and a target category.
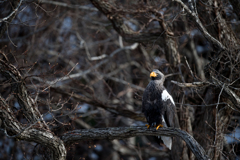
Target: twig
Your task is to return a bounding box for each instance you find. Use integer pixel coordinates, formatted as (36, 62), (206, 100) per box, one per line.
(212, 76), (240, 111)
(39, 0), (98, 11)
(165, 72), (180, 78)
(41, 63), (79, 91)
(184, 56), (195, 79)
(0, 0), (23, 23)
(175, 102), (228, 107)
(214, 83), (225, 148)
(6, 23), (17, 47)
(76, 32), (107, 61)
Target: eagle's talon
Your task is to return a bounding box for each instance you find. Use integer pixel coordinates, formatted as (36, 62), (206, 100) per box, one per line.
(156, 124), (163, 130)
(145, 124), (150, 129)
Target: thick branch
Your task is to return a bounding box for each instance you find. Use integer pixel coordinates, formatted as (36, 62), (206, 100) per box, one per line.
(0, 60), (46, 127)
(62, 127), (210, 160)
(18, 129), (66, 160)
(0, 96), (66, 160)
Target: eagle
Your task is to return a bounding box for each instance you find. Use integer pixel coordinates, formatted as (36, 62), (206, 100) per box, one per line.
(142, 69), (179, 150)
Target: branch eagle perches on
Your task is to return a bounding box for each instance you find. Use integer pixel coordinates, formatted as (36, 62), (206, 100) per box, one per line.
(62, 127), (210, 160)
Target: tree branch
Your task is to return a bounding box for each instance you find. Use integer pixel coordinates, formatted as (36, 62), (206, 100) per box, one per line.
(0, 0), (23, 23)
(0, 96), (66, 160)
(171, 78), (240, 112)
(62, 127), (210, 160)
(172, 0), (226, 50)
(0, 60), (47, 128)
(171, 80), (209, 88)
(212, 76), (240, 112)
(0, 60), (67, 160)
(39, 0), (98, 11)
(89, 0), (165, 46)
(51, 87), (146, 122)
(0, 0), (23, 37)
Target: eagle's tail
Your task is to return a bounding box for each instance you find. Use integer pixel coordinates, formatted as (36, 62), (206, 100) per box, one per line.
(161, 115), (172, 150)
(161, 136), (172, 150)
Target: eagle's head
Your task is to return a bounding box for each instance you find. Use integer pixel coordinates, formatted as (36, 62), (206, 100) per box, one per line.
(150, 69), (165, 83)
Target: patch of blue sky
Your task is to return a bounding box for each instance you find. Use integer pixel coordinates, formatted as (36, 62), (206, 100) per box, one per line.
(77, 103), (89, 113)
(225, 127), (240, 144)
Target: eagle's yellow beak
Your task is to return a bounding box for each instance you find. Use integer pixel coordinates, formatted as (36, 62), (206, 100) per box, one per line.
(150, 72), (157, 77)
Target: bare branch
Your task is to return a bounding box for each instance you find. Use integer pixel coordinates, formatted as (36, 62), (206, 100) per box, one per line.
(0, 0), (23, 23)
(171, 80), (209, 88)
(76, 32), (107, 61)
(89, 0), (165, 46)
(62, 127), (210, 160)
(212, 76), (240, 111)
(39, 0), (98, 11)
(51, 87), (146, 122)
(0, 0), (23, 37)
(0, 60), (48, 128)
(172, 0), (226, 50)
(0, 94), (66, 160)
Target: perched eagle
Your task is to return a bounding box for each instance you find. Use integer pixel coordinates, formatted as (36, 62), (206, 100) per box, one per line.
(142, 69), (179, 150)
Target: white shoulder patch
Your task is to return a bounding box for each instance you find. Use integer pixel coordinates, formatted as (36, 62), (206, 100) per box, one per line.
(161, 90), (175, 105)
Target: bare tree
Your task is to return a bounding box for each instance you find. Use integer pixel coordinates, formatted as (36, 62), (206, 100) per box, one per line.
(0, 0), (240, 159)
